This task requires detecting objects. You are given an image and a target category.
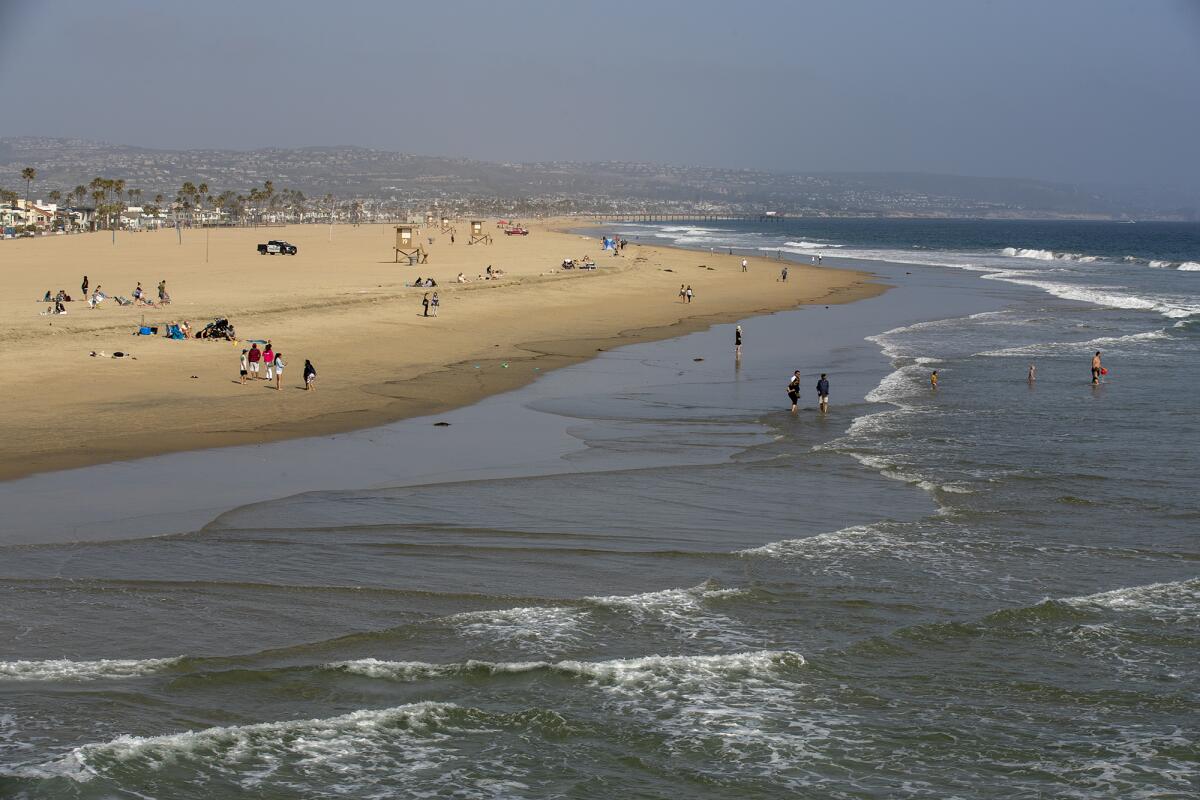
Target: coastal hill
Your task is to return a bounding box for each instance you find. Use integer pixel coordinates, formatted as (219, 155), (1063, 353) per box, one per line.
(0, 136), (1193, 220)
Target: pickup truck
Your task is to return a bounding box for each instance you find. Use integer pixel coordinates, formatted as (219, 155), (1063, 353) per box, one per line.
(257, 240), (298, 255)
(504, 227), (529, 236)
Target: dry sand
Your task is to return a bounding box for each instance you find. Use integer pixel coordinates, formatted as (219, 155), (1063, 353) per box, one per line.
(0, 219), (884, 480)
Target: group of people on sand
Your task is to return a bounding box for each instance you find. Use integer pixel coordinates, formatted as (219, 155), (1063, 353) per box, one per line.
(421, 292), (440, 317)
(239, 341), (317, 391)
(46, 275), (171, 313)
(678, 284), (695, 303)
(453, 265), (507, 283)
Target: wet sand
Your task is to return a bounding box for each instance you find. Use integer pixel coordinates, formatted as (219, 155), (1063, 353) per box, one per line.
(0, 219), (883, 480)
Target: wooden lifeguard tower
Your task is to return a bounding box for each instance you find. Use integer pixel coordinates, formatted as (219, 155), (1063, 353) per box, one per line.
(393, 224), (428, 264)
(439, 216), (456, 235)
(467, 219), (492, 245)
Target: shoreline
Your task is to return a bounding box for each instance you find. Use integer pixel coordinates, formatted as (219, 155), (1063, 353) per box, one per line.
(0, 219), (885, 482)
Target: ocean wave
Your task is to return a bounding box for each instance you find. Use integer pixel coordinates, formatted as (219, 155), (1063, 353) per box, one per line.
(0, 657), (180, 681)
(1178, 261), (1200, 271)
(7, 701), (487, 786)
(448, 582), (755, 653)
(980, 271), (1200, 319)
(975, 329), (1171, 358)
(1061, 578), (1200, 622)
(332, 650), (804, 687)
(1001, 247), (1097, 263)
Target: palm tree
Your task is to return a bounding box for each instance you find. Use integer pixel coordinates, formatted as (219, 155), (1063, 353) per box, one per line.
(73, 185), (87, 208)
(21, 167), (36, 204)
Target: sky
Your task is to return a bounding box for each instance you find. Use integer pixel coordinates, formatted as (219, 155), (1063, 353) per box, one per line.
(3, 0), (1199, 188)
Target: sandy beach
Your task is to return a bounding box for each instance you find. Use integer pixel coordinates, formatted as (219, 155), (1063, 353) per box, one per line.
(0, 220), (883, 480)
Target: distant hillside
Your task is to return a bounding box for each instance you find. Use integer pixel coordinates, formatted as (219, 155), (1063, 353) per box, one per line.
(0, 137), (1194, 219)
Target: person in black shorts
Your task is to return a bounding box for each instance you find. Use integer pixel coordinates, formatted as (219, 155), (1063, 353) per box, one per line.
(787, 370), (801, 413)
(734, 325), (742, 359)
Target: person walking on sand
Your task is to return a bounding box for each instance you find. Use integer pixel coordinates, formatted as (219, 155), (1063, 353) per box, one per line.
(81, 275), (89, 298)
(303, 359), (317, 391)
(248, 343), (261, 379)
(741, 258), (748, 273)
(1091, 351), (1102, 384)
(422, 293), (431, 317)
(734, 325), (743, 359)
(273, 352), (286, 390)
(787, 371), (801, 413)
(780, 265), (789, 282)
(263, 343), (275, 382)
(239, 349), (249, 385)
(678, 284), (686, 302)
(685, 285), (694, 304)
(930, 370), (939, 390)
(817, 373), (830, 412)
(430, 292), (440, 317)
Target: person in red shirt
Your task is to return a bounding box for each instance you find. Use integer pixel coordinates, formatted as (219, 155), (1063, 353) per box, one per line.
(248, 343), (262, 379)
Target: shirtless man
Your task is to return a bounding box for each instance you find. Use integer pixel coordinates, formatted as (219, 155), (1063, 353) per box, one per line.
(1091, 351), (1102, 384)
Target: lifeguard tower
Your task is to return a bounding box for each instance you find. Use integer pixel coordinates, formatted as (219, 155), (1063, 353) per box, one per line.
(468, 219), (492, 245)
(393, 224), (428, 264)
(439, 216), (456, 235)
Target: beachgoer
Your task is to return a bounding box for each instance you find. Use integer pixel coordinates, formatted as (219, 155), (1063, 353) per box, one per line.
(817, 373), (830, 411)
(1028, 364), (1036, 382)
(248, 343), (261, 379)
(431, 292), (440, 317)
(781, 266), (788, 282)
(81, 275), (88, 297)
(303, 359), (317, 391)
(239, 350), (249, 385)
(930, 370), (939, 390)
(422, 293), (430, 317)
(787, 371), (801, 413)
(450, 233), (455, 244)
(1091, 351), (1102, 384)
(685, 286), (694, 304)
(735, 325), (743, 359)
(678, 284), (686, 302)
(817, 253), (822, 265)
(273, 352), (285, 390)
(741, 258), (748, 273)
(132, 282), (143, 301)
(263, 343), (275, 381)
(158, 279), (170, 304)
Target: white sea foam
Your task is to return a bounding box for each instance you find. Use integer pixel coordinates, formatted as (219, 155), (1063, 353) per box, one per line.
(1148, 260), (1174, 269)
(448, 583), (756, 653)
(980, 271), (1200, 319)
(976, 329), (1171, 358)
(10, 702), (467, 786)
(1062, 578), (1200, 623)
(333, 650), (804, 687)
(0, 657), (180, 681)
(1001, 247), (1097, 262)
(1178, 261), (1200, 271)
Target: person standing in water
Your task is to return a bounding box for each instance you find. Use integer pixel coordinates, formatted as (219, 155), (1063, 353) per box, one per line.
(930, 370), (939, 390)
(734, 325), (743, 359)
(1028, 363), (1036, 383)
(787, 370), (801, 413)
(816, 373), (830, 411)
(1091, 351), (1102, 384)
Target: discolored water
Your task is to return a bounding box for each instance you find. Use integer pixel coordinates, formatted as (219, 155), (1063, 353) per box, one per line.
(1, 221), (1197, 798)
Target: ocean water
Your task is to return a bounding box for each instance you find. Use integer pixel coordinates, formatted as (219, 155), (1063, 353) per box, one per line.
(2, 219), (1198, 798)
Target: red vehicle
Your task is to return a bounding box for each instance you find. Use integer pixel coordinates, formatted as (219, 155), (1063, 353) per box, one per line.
(504, 227), (529, 236)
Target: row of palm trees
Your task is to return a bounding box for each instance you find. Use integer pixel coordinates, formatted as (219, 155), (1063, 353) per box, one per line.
(5, 167), (324, 229)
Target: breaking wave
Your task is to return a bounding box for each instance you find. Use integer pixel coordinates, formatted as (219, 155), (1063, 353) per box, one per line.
(0, 657), (180, 682)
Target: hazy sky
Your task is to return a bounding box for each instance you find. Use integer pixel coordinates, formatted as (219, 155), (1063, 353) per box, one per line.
(3, 0), (1199, 187)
